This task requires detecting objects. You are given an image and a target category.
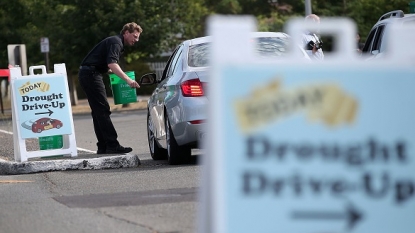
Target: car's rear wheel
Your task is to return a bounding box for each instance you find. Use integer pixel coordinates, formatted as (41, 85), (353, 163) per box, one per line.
(165, 114), (191, 165)
(147, 112), (167, 160)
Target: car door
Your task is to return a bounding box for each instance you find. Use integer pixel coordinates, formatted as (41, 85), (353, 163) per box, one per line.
(370, 25), (386, 56)
(362, 28), (377, 54)
(150, 44), (184, 144)
(362, 24), (386, 56)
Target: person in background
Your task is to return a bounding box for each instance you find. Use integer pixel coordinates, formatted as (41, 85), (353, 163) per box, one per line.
(78, 22), (142, 154)
(356, 33), (364, 54)
(302, 14), (324, 60)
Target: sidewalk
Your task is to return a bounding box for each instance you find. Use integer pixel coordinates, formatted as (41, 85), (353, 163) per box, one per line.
(0, 96), (149, 175)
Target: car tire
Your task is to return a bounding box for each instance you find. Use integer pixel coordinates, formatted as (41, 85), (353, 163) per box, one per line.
(165, 113), (191, 165)
(147, 112), (167, 160)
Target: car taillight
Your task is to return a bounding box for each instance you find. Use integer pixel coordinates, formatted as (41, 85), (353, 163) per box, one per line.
(189, 120), (205, 124)
(181, 79), (204, 97)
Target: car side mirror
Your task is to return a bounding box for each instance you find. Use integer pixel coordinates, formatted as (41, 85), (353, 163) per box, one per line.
(139, 73), (156, 85)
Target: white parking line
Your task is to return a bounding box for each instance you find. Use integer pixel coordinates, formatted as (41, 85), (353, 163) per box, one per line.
(0, 129), (13, 135)
(77, 148), (96, 153)
(0, 129), (96, 153)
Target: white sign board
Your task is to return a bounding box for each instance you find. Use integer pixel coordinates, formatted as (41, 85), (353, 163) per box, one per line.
(14, 74), (72, 138)
(40, 37), (49, 53)
(10, 64), (77, 162)
(200, 16), (415, 233)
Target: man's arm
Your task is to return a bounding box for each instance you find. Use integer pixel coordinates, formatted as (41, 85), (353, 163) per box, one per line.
(108, 63), (140, 88)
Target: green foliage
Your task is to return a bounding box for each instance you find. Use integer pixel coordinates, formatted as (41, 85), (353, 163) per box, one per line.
(0, 0), (413, 96)
(0, 0), (209, 70)
(345, 0), (412, 40)
(257, 12), (291, 32)
(240, 0), (274, 16)
(0, 0), (211, 96)
(264, 0), (413, 42)
(205, 0), (242, 14)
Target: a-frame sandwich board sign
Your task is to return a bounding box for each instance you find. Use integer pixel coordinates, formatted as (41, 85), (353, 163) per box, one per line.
(10, 63), (77, 162)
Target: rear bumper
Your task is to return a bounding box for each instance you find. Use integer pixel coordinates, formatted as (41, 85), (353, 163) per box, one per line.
(173, 121), (205, 148)
(166, 95), (208, 148)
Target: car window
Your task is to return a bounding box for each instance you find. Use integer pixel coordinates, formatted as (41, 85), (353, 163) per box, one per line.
(166, 45), (183, 78)
(188, 36), (290, 67)
(255, 37), (289, 57)
(188, 43), (209, 67)
(371, 25), (385, 52)
(362, 28), (377, 53)
(172, 51), (183, 76)
(161, 45), (181, 81)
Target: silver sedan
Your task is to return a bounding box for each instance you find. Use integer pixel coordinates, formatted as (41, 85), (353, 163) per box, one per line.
(139, 32), (309, 165)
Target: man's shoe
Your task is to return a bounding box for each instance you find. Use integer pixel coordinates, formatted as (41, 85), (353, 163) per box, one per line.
(105, 145), (133, 154)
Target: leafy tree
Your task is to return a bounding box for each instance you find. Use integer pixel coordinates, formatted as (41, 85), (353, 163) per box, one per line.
(238, 0), (274, 16)
(346, 0), (412, 39)
(0, 0), (210, 101)
(205, 0), (242, 14)
(257, 12), (291, 32)
(0, 0), (33, 67)
(0, 0), (210, 69)
(1, 0), (413, 73)
(277, 0), (307, 15)
(262, 0), (413, 42)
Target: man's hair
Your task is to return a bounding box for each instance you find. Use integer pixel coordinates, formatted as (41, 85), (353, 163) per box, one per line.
(120, 22), (143, 34)
(305, 14), (320, 23)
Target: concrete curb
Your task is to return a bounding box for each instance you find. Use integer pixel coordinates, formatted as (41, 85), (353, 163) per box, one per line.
(0, 154), (140, 175)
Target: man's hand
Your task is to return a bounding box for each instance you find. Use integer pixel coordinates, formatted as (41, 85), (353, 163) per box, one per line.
(127, 78), (140, 88)
(312, 44), (318, 53)
(108, 63), (140, 88)
(307, 40), (318, 53)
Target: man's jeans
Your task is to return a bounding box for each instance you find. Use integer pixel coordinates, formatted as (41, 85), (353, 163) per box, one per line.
(78, 69), (119, 150)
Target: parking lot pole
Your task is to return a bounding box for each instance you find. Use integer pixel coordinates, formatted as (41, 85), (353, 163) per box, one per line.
(0, 69), (10, 114)
(305, 0), (312, 15)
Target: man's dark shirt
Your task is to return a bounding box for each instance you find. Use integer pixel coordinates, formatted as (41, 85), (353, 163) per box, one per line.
(80, 34), (124, 73)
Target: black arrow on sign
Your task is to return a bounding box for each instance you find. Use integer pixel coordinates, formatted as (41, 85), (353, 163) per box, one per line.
(35, 109), (54, 116)
(291, 203), (363, 230)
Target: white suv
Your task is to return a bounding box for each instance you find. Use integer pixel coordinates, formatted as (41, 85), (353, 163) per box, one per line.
(362, 10), (415, 58)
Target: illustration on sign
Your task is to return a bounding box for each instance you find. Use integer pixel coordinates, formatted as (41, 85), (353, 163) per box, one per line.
(234, 79), (358, 132)
(14, 76), (72, 138)
(21, 117), (63, 133)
